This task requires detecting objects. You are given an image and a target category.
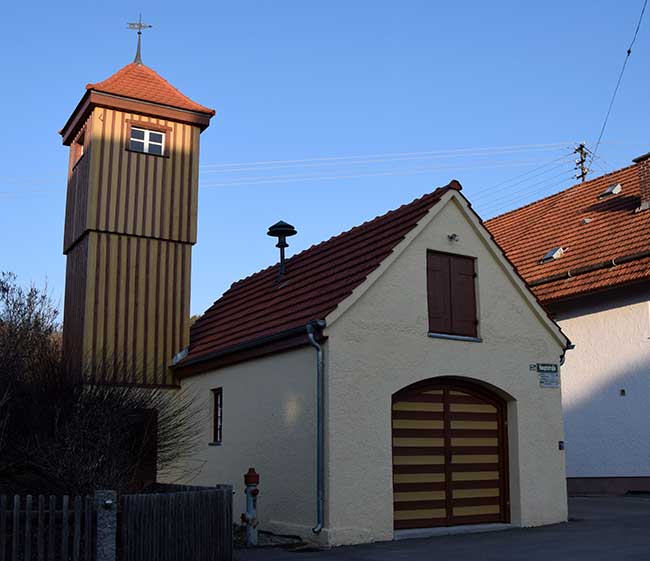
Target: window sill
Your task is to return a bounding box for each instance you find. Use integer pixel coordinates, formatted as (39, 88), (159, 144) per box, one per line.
(125, 147), (169, 159)
(428, 332), (482, 343)
(208, 442), (222, 447)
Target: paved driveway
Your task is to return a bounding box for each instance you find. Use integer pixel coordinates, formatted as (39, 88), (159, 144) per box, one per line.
(237, 496), (650, 561)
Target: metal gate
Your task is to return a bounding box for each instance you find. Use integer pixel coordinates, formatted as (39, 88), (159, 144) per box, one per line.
(392, 379), (509, 529)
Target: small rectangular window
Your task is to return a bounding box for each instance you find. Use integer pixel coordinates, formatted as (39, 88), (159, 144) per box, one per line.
(427, 251), (478, 337)
(129, 126), (165, 156)
(212, 388), (223, 444)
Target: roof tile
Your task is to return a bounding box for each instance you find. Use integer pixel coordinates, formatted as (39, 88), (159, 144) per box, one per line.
(86, 63), (215, 115)
(486, 163), (650, 303)
(182, 181), (461, 365)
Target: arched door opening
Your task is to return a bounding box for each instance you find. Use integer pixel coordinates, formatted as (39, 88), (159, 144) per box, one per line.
(392, 378), (509, 529)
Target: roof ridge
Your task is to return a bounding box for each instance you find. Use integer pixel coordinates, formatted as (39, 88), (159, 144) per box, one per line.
(486, 162), (638, 223)
(226, 184), (452, 292)
(190, 182), (459, 335)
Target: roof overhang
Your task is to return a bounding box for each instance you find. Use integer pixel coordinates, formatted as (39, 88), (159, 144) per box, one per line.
(60, 90), (214, 145)
(173, 322), (327, 379)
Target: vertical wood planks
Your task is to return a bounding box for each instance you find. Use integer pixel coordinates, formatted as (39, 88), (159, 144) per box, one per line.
(36, 496), (44, 561)
(61, 495), (69, 561)
(47, 496), (55, 561)
(73, 496), (81, 561)
(84, 496), (92, 561)
(0, 495), (6, 561)
(62, 106), (202, 387)
(11, 496), (18, 561)
(1, 489), (232, 561)
(24, 495), (32, 561)
(119, 486), (233, 561)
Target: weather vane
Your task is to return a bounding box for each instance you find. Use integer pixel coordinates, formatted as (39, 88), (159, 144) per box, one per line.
(127, 14), (152, 65)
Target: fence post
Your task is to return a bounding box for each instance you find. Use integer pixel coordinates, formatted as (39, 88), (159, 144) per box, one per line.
(94, 490), (117, 561)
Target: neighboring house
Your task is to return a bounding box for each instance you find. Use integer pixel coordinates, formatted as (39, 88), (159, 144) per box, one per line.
(174, 182), (570, 546)
(487, 154), (650, 495)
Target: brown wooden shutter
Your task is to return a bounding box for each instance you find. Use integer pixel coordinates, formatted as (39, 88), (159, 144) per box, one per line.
(427, 252), (452, 333)
(449, 255), (477, 337)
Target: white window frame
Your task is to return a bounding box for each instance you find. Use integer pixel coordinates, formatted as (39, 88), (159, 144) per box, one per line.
(129, 126), (165, 156)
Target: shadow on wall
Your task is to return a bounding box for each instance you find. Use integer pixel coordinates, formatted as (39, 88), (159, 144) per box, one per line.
(562, 362), (650, 489)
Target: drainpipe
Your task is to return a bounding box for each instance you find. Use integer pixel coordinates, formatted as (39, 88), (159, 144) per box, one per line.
(306, 319), (326, 534)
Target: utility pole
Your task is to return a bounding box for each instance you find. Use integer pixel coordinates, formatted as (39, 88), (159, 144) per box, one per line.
(574, 143), (590, 183)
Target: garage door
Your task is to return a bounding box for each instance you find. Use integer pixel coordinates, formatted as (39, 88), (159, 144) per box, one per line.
(392, 380), (508, 529)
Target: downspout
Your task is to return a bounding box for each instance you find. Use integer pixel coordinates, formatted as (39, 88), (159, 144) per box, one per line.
(306, 320), (326, 534)
(560, 343), (575, 366)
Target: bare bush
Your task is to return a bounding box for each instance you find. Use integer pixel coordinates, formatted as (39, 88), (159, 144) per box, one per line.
(0, 272), (203, 495)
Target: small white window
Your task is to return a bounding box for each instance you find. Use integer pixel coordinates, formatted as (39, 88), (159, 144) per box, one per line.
(129, 127), (165, 156)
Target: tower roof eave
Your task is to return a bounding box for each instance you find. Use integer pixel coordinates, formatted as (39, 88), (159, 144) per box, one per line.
(60, 62), (215, 144)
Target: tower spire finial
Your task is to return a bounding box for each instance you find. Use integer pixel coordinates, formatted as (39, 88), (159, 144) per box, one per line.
(127, 14), (152, 65)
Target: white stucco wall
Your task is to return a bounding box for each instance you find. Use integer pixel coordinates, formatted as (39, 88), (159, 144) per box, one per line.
(553, 287), (650, 478)
(176, 192), (568, 546)
(177, 347), (317, 537)
(322, 195), (568, 545)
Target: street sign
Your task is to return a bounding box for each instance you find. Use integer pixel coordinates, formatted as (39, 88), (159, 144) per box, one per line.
(536, 363), (560, 388)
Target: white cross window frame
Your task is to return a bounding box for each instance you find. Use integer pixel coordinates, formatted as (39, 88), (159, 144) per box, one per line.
(129, 126), (165, 156)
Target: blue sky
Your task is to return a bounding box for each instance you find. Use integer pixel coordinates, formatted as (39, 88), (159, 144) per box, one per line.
(0, 1), (648, 315)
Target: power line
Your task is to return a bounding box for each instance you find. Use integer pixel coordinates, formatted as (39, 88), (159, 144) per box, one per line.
(591, 0), (648, 164)
(2, 140), (639, 191)
(200, 147), (567, 175)
(199, 142), (571, 170)
(199, 159), (555, 189)
(475, 157), (573, 197)
(0, 152), (575, 204)
(473, 169), (575, 208)
(479, 175), (577, 218)
(479, 175), (576, 214)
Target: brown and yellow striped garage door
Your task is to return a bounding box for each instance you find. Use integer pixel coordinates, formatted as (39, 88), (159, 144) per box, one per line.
(392, 380), (508, 529)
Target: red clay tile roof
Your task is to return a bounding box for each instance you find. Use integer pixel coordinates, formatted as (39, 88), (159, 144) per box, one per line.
(486, 162), (650, 304)
(86, 63), (215, 115)
(182, 181), (461, 365)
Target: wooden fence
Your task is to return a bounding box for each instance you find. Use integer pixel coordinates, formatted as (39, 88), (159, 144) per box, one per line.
(119, 486), (232, 561)
(0, 494), (95, 561)
(0, 486), (233, 561)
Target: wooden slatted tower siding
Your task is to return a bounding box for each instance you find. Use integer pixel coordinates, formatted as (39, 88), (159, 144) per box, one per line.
(60, 61), (214, 385)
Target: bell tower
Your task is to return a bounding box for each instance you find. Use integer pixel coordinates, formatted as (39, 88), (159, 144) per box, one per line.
(60, 47), (214, 385)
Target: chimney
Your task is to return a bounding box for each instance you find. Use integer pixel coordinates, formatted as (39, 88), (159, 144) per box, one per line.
(633, 153), (650, 212)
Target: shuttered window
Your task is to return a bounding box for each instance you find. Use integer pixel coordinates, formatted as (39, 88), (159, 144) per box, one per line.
(427, 251), (478, 337)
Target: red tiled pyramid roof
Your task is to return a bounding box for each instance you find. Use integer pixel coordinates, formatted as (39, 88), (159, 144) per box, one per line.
(86, 63), (215, 115)
(486, 162), (650, 304)
(182, 181), (461, 365)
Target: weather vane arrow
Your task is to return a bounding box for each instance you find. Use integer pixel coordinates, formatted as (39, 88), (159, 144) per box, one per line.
(127, 14), (152, 65)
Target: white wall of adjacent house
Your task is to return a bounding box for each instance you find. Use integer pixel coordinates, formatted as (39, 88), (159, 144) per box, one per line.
(175, 346), (317, 538)
(322, 194), (568, 546)
(553, 286), (650, 479)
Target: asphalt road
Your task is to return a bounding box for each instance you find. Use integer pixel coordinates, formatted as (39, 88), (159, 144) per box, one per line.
(236, 496), (650, 561)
